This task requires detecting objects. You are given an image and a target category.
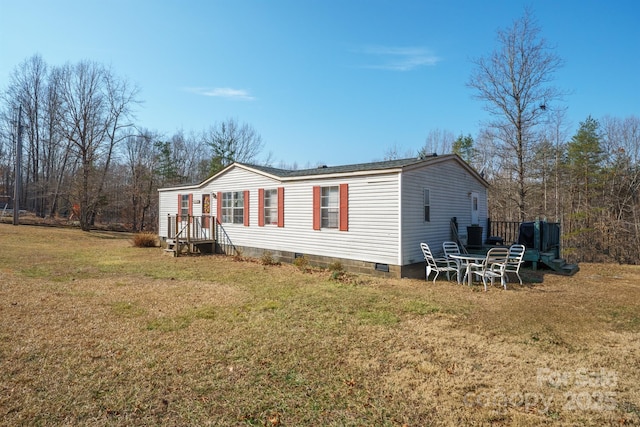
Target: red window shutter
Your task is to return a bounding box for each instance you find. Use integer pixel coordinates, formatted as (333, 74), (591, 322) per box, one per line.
(277, 187), (284, 228)
(339, 184), (348, 231)
(188, 194), (193, 221)
(244, 190), (250, 226)
(216, 192), (222, 223)
(312, 186), (321, 230)
(177, 193), (182, 221)
(258, 189), (265, 227)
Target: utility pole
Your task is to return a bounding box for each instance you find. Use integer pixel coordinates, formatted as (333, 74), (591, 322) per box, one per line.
(13, 106), (23, 226)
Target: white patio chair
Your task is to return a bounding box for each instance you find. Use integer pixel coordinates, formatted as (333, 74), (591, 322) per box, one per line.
(442, 241), (461, 258)
(471, 247), (510, 291)
(505, 244), (526, 285)
(443, 241), (464, 284)
(420, 243), (458, 283)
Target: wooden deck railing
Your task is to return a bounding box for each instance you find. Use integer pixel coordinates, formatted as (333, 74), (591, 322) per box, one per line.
(166, 215), (237, 256)
(488, 218), (561, 255)
(167, 215), (215, 242)
(486, 219), (521, 245)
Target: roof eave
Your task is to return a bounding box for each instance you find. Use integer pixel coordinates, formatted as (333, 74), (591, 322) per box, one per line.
(280, 167), (405, 181)
(157, 183), (201, 192)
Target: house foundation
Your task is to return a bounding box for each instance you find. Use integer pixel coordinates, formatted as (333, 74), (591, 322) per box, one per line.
(234, 245), (408, 278)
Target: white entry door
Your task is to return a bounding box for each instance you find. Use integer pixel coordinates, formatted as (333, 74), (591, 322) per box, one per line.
(471, 192), (479, 225)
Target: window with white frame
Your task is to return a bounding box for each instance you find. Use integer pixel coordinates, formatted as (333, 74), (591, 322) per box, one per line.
(221, 191), (244, 224)
(180, 194), (190, 219)
(263, 189), (278, 225)
(423, 188), (431, 222)
(321, 186), (339, 228)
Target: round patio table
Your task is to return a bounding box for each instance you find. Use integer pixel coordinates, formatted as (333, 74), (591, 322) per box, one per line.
(448, 253), (487, 285)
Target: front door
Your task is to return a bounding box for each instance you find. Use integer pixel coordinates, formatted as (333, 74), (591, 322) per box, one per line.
(471, 192), (479, 225)
(202, 193), (211, 233)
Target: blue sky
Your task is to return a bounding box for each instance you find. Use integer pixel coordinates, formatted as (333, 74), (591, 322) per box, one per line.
(1, 0), (638, 167)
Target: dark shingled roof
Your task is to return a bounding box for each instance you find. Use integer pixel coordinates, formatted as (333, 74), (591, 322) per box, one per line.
(159, 153), (487, 191)
(241, 154), (446, 178)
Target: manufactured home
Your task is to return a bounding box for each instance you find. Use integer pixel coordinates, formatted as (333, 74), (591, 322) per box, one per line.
(157, 154), (489, 278)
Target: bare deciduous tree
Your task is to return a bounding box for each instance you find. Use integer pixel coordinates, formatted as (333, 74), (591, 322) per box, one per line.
(169, 129), (210, 183)
(3, 55), (48, 215)
(45, 66), (74, 218)
(123, 129), (159, 231)
(57, 60), (138, 231)
(468, 9), (564, 221)
(1, 55), (75, 218)
(383, 142), (414, 160)
(203, 118), (264, 175)
(418, 128), (455, 157)
(600, 115), (640, 263)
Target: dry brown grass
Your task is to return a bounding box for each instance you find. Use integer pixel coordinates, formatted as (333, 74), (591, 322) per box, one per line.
(1, 224), (639, 426)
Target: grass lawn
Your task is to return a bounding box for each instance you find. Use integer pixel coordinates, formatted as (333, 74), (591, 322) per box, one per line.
(1, 224), (639, 426)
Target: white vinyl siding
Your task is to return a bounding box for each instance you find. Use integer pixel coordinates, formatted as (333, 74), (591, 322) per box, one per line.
(158, 157), (488, 272)
(191, 166), (401, 265)
(285, 176), (399, 264)
(401, 159), (488, 265)
(157, 185), (200, 237)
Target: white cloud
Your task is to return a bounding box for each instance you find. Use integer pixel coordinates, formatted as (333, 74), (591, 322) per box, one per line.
(358, 45), (441, 71)
(186, 87), (255, 100)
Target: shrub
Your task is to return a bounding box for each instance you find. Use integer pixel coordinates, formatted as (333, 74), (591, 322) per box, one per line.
(328, 261), (347, 281)
(331, 270), (344, 280)
(261, 251), (280, 266)
(133, 232), (158, 248)
(328, 261), (343, 273)
(293, 255), (308, 271)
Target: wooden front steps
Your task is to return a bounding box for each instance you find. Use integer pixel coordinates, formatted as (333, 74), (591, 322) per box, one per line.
(164, 239), (215, 257)
(539, 251), (580, 275)
(163, 239), (181, 257)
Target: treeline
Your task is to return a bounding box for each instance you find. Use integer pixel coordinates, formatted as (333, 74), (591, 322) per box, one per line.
(466, 114), (640, 264)
(1, 55), (639, 264)
(0, 55), (264, 232)
(396, 115), (640, 265)
(462, 10), (640, 265)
